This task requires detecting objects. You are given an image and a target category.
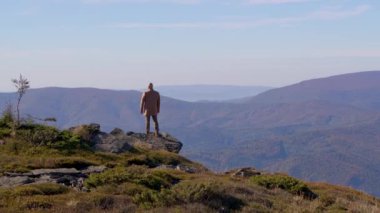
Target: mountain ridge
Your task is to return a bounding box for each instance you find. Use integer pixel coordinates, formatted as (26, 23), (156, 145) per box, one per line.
(0, 71), (380, 197)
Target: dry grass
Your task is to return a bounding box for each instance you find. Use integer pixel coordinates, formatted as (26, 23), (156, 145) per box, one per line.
(0, 126), (379, 212)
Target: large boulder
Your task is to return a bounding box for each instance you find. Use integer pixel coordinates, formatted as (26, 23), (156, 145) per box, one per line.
(126, 132), (183, 153)
(69, 124), (183, 153)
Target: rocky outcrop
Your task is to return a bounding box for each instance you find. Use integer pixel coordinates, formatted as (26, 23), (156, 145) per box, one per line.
(0, 166), (107, 190)
(225, 167), (261, 178)
(69, 124), (183, 153)
(0, 125), (185, 190)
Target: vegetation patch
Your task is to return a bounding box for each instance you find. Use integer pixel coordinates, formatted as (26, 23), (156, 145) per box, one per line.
(12, 183), (69, 196)
(251, 174), (317, 199)
(85, 166), (180, 190)
(172, 180), (245, 211)
(23, 199), (53, 210)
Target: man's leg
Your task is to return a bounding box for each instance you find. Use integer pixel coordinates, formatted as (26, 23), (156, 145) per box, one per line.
(152, 115), (159, 136)
(145, 115), (151, 135)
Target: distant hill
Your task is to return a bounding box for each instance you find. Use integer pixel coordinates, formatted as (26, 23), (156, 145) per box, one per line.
(251, 71), (380, 110)
(156, 85), (272, 102)
(1, 71), (380, 197)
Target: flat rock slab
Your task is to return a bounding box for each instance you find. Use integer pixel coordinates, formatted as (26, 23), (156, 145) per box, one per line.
(70, 124), (183, 154)
(0, 176), (34, 187)
(31, 168), (81, 176)
(0, 166), (108, 189)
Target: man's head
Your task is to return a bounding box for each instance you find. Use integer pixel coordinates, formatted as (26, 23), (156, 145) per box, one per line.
(148, 83), (153, 90)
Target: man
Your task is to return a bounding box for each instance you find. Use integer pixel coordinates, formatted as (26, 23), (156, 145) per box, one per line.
(140, 83), (160, 137)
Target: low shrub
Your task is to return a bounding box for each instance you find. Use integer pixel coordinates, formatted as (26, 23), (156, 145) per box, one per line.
(53, 157), (97, 169)
(93, 195), (115, 210)
(51, 130), (90, 153)
(319, 194), (336, 207)
(22, 198), (53, 210)
(0, 163), (30, 174)
(85, 167), (138, 188)
(16, 124), (60, 146)
(132, 188), (178, 209)
(126, 155), (158, 168)
(32, 183), (69, 195)
(85, 166), (179, 191)
(0, 128), (12, 139)
(120, 183), (147, 196)
(0, 107), (14, 129)
(251, 174), (317, 199)
(12, 186), (44, 196)
(172, 180), (244, 211)
(1, 139), (31, 155)
(12, 183), (68, 196)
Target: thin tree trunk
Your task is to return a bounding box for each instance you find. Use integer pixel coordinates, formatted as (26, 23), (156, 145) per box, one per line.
(16, 97), (21, 126)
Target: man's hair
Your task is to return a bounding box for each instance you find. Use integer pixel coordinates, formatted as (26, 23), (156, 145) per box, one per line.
(148, 83), (153, 89)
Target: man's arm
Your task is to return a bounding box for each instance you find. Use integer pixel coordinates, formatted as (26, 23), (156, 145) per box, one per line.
(140, 93), (146, 114)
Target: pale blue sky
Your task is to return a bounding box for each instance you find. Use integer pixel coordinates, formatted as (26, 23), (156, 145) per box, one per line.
(1, 0), (380, 91)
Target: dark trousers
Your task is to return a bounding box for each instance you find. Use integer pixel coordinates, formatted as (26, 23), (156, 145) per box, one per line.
(145, 115), (159, 134)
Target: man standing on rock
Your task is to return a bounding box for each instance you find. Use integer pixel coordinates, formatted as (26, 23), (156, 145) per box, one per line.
(140, 83), (160, 137)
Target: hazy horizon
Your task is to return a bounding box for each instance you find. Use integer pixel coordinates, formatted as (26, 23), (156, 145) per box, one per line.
(1, 0), (380, 91)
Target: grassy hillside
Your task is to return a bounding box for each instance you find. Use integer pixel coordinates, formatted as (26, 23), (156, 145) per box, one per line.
(0, 117), (379, 212)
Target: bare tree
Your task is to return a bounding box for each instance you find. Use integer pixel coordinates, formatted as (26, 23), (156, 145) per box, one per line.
(12, 74), (30, 126)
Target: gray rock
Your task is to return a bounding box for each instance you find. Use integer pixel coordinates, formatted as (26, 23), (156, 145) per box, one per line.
(0, 166), (109, 189)
(69, 124), (183, 153)
(4, 172), (33, 177)
(156, 165), (176, 170)
(88, 123), (101, 133)
(31, 168), (81, 176)
(56, 175), (79, 186)
(93, 132), (133, 153)
(0, 176), (34, 187)
(82, 166), (107, 174)
(155, 164), (198, 173)
(130, 133), (183, 153)
(226, 167), (261, 178)
(110, 128), (124, 136)
(175, 165), (197, 173)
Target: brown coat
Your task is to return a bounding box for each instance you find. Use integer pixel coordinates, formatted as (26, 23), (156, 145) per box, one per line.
(140, 90), (160, 116)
